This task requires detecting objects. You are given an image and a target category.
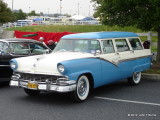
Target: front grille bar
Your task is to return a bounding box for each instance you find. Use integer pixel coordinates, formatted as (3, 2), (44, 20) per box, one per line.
(17, 73), (66, 84)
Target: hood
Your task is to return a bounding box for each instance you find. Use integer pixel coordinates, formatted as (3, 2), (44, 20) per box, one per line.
(15, 52), (94, 75)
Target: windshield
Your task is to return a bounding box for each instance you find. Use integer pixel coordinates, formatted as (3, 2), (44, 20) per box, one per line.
(53, 39), (101, 54)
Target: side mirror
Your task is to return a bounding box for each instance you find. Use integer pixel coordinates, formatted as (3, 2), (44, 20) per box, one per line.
(45, 49), (50, 54)
(94, 50), (101, 55)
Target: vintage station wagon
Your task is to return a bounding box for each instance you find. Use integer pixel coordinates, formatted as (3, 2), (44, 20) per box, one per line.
(10, 32), (152, 102)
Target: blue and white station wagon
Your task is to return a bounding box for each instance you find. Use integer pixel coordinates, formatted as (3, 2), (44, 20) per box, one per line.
(10, 32), (152, 102)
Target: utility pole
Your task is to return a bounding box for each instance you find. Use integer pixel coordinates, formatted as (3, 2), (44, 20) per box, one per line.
(29, 7), (30, 13)
(78, 3), (79, 15)
(48, 8), (49, 16)
(89, 5), (90, 16)
(12, 0), (14, 11)
(60, 0), (62, 15)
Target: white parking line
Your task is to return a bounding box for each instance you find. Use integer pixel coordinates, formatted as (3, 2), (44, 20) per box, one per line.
(94, 96), (160, 106)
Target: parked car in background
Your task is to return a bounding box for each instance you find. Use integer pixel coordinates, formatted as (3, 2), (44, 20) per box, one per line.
(10, 32), (152, 102)
(0, 38), (51, 82)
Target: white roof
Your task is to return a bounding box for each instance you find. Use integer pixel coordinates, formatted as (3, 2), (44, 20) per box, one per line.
(71, 15), (86, 20)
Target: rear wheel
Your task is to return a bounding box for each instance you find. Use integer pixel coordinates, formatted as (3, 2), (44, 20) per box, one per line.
(24, 88), (40, 96)
(128, 72), (141, 85)
(72, 75), (90, 102)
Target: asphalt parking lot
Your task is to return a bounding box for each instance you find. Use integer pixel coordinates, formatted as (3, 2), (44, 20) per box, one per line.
(0, 78), (159, 120)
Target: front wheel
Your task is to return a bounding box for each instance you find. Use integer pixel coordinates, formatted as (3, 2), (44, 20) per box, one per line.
(24, 88), (40, 96)
(72, 75), (90, 102)
(128, 72), (141, 85)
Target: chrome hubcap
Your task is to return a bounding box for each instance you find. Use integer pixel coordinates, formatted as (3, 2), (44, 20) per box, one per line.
(78, 79), (87, 97)
(133, 72), (141, 82)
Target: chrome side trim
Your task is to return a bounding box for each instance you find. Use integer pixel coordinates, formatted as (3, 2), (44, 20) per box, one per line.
(58, 55), (151, 68)
(98, 57), (118, 67)
(0, 65), (10, 67)
(98, 55), (152, 67)
(119, 55), (152, 63)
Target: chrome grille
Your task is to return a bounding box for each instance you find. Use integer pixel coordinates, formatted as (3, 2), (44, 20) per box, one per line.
(18, 73), (64, 83)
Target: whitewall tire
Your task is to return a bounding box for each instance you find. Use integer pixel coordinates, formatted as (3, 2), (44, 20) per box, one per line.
(72, 75), (90, 102)
(128, 72), (141, 85)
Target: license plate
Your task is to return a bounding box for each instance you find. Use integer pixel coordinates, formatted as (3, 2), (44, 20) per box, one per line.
(28, 82), (38, 89)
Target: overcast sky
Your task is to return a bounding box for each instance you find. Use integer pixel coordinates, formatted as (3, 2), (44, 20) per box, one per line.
(3, 0), (95, 16)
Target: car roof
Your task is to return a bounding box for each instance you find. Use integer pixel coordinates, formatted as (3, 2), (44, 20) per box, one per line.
(62, 31), (139, 39)
(0, 38), (40, 43)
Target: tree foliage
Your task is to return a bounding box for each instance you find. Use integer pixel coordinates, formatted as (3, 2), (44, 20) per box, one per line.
(14, 9), (27, 20)
(92, 0), (160, 62)
(0, 0), (15, 24)
(28, 10), (39, 16)
(92, 0), (160, 31)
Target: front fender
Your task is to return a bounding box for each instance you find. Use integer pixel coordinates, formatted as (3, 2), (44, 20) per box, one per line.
(59, 58), (102, 88)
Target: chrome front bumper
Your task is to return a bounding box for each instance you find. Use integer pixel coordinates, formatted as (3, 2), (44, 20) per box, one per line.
(10, 73), (76, 93)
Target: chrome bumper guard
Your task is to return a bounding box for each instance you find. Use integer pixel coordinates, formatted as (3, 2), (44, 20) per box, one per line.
(10, 73), (76, 93)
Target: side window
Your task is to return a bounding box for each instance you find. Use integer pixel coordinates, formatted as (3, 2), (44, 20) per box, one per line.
(30, 43), (46, 54)
(102, 40), (115, 53)
(115, 39), (129, 52)
(129, 38), (143, 50)
(30, 43), (46, 50)
(10, 43), (30, 54)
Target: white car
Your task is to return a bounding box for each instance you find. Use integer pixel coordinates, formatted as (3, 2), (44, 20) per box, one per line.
(10, 31), (152, 102)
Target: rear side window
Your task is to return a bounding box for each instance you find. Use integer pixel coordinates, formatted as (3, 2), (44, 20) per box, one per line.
(129, 38), (143, 50)
(115, 39), (129, 52)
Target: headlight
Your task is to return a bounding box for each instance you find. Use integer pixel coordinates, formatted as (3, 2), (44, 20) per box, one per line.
(57, 64), (65, 73)
(10, 59), (18, 71)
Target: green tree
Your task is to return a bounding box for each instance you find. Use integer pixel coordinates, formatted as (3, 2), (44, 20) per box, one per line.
(14, 9), (27, 20)
(40, 12), (44, 16)
(92, 0), (160, 62)
(0, 0), (15, 24)
(28, 10), (39, 16)
(63, 13), (71, 17)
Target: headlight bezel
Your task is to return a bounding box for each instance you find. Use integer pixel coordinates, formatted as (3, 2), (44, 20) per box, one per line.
(10, 59), (18, 71)
(57, 63), (66, 74)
